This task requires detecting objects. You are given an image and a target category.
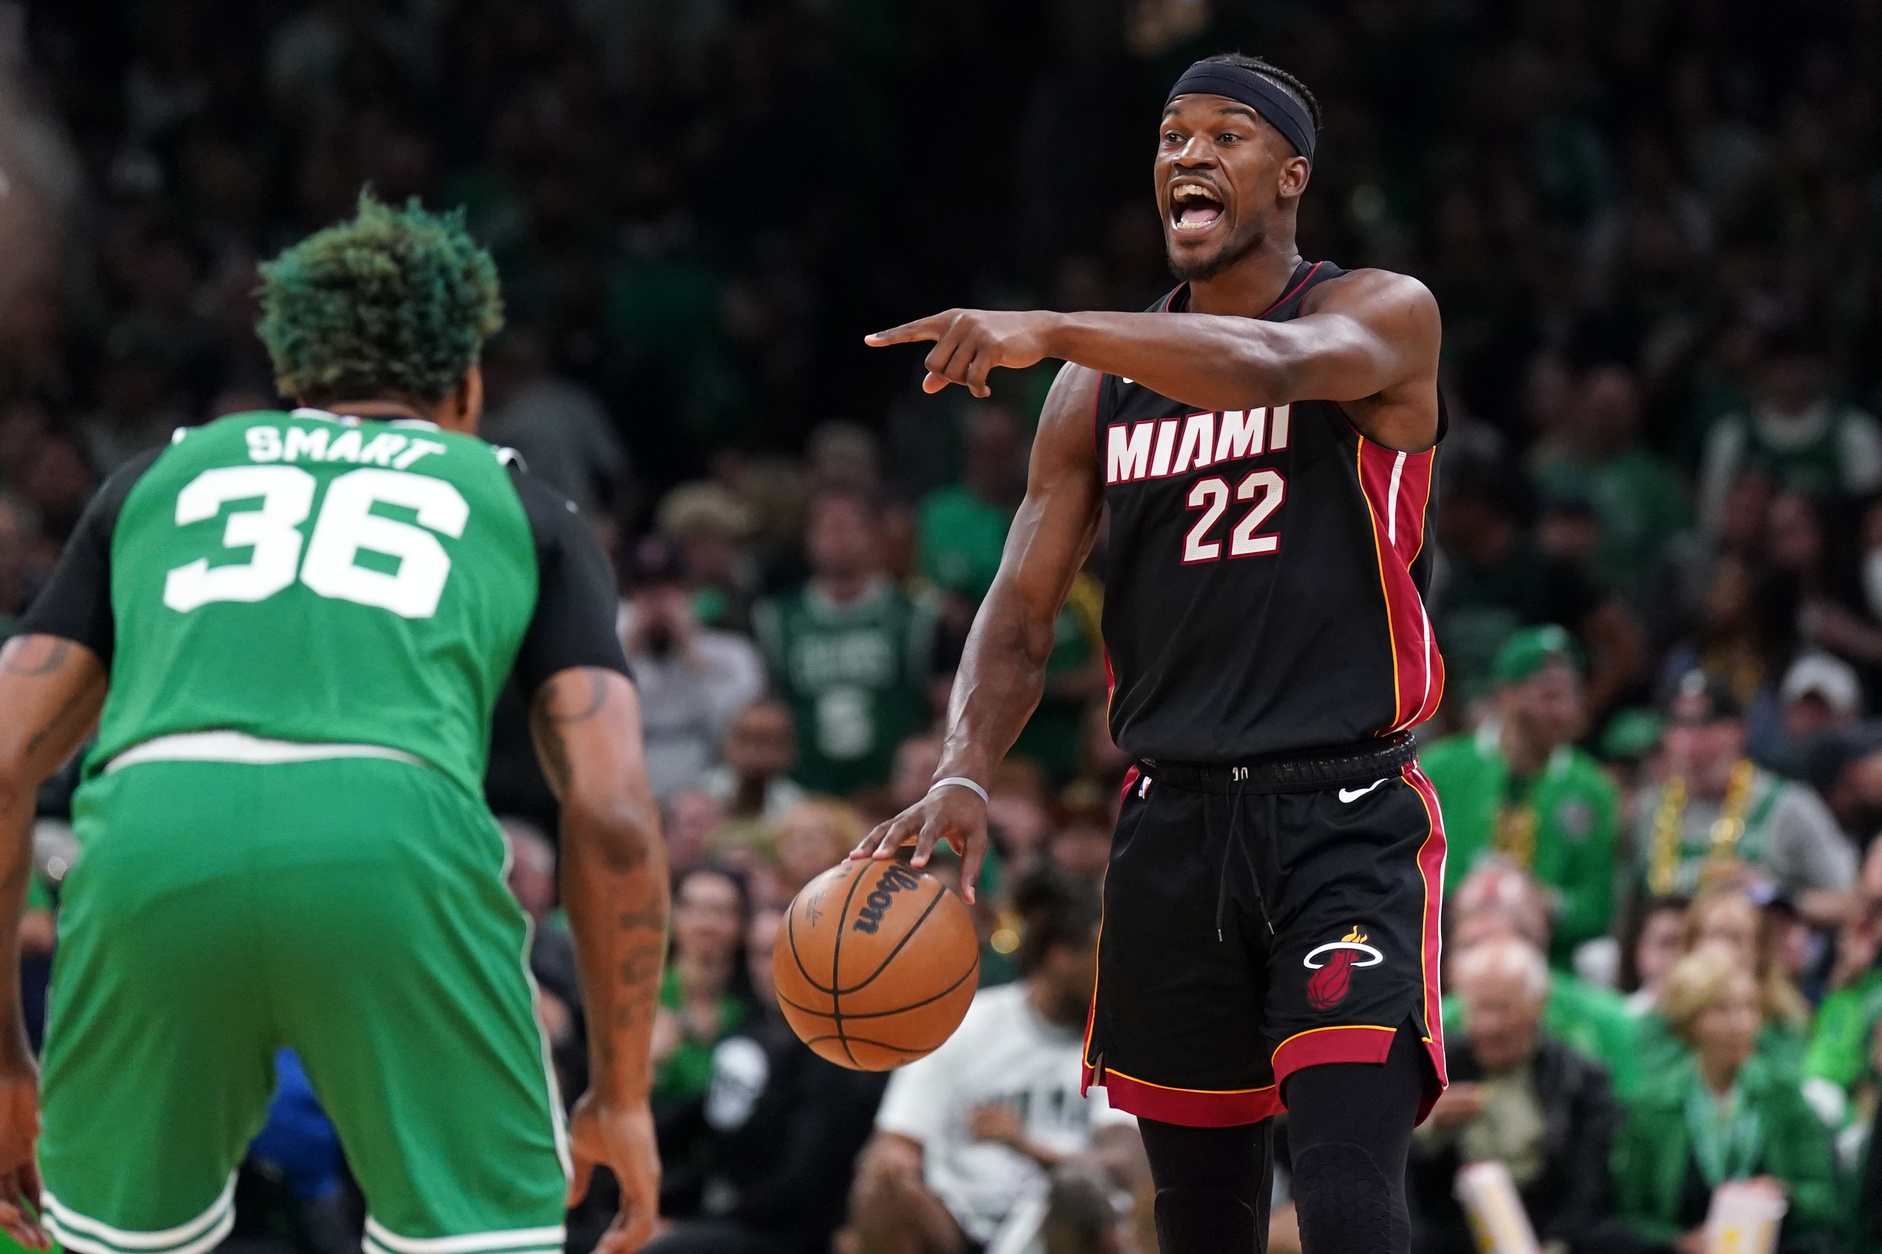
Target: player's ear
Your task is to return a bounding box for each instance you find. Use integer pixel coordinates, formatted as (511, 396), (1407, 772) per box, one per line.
(452, 363), (485, 435)
(1277, 155), (1311, 202)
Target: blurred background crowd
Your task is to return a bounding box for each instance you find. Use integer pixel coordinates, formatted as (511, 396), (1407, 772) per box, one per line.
(11, 0), (1882, 1252)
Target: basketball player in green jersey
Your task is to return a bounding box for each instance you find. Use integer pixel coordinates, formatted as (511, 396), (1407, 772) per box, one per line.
(0, 194), (667, 1254)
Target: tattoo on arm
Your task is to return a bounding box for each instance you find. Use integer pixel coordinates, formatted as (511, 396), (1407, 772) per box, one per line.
(0, 640), (70, 677)
(541, 671), (610, 723)
(529, 669), (614, 794)
(616, 906), (666, 931)
(25, 671), (106, 758)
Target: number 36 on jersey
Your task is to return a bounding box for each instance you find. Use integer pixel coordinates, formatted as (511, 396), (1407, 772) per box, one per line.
(162, 423), (469, 621)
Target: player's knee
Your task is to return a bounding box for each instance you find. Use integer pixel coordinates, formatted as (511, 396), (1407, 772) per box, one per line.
(1290, 1141), (1408, 1254)
(1151, 1186), (1257, 1254)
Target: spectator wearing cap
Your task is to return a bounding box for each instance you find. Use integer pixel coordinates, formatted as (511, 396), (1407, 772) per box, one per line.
(1770, 653), (1865, 779)
(658, 481), (759, 634)
(1699, 325), (1882, 532)
(1423, 625), (1622, 970)
(1633, 669), (1856, 927)
(619, 533), (766, 800)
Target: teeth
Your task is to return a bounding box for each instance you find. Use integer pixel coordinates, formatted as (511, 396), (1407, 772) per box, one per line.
(1171, 182), (1218, 202)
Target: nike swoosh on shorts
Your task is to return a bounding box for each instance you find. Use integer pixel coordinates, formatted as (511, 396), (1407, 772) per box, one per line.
(1337, 778), (1389, 803)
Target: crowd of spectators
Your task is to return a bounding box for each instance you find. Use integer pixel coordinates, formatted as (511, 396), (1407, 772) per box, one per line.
(11, 0), (1882, 1252)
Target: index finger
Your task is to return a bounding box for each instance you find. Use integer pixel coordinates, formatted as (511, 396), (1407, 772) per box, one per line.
(864, 313), (951, 347)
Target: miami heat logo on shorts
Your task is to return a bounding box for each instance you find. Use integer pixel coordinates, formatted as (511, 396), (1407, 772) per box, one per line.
(1303, 926), (1384, 1010)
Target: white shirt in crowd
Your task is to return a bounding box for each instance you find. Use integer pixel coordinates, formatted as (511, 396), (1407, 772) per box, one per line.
(875, 982), (1135, 1245)
(617, 602), (765, 800)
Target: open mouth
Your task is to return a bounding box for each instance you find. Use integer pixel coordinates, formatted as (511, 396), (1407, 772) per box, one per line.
(1169, 180), (1225, 232)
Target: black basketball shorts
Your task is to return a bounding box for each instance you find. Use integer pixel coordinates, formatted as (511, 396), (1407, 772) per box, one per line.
(1082, 746), (1448, 1127)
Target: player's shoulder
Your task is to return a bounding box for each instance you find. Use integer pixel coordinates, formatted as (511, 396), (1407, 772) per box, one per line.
(1305, 266), (1439, 320)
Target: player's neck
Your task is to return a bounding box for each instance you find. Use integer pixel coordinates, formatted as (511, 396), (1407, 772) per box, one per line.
(314, 395), (476, 434)
(1185, 243), (1306, 318)
(318, 398), (438, 425)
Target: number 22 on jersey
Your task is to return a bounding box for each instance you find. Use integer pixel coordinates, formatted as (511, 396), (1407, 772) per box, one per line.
(163, 465), (468, 620)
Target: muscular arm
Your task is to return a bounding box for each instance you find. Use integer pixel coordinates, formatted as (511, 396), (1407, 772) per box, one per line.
(852, 364), (1103, 897)
(528, 666), (669, 1251)
(531, 666), (668, 1102)
(868, 268), (1443, 451)
(0, 634), (107, 1248)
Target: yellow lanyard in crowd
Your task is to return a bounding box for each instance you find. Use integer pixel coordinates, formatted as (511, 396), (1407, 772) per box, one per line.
(1647, 760), (1757, 897)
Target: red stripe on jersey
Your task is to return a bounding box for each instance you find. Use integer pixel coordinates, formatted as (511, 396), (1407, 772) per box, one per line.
(1403, 762), (1450, 1117)
(1356, 440), (1445, 731)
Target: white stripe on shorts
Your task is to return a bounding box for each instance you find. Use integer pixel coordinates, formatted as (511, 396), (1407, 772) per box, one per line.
(363, 1219), (569, 1254)
(42, 1177), (236, 1254)
(103, 730), (425, 774)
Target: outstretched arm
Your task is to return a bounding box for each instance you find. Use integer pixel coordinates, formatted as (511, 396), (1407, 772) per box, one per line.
(530, 667), (670, 1254)
(850, 363), (1103, 899)
(867, 268), (1442, 450)
(0, 634), (107, 1250)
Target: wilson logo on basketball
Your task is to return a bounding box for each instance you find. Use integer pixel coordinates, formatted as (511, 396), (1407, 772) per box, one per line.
(850, 864), (924, 934)
(1303, 926), (1384, 1010)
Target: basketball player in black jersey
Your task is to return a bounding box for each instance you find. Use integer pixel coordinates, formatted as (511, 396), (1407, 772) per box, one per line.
(853, 54), (1447, 1254)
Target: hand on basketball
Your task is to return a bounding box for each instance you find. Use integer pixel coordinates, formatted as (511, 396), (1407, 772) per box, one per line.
(567, 1093), (660, 1254)
(0, 1061), (46, 1251)
(865, 310), (1059, 399)
(850, 785), (989, 904)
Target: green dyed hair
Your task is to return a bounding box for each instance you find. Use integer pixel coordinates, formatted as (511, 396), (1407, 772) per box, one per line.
(256, 191), (503, 406)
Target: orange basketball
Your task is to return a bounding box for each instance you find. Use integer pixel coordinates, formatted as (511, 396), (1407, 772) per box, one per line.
(774, 858), (980, 1070)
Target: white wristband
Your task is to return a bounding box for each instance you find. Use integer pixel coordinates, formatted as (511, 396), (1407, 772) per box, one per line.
(928, 776), (990, 806)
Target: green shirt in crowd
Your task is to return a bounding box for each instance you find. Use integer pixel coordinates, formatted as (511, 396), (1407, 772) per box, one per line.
(917, 485), (1104, 782)
(752, 578), (937, 796)
(1633, 1010), (1809, 1095)
(1808, 969), (1882, 1091)
(652, 968), (750, 1109)
(918, 484), (1011, 603)
(1611, 1054), (1840, 1248)
(1631, 767), (1856, 903)
(1423, 725), (1620, 968)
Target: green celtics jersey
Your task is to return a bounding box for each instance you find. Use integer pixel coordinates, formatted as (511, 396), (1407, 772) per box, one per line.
(1422, 724), (1620, 967)
(752, 580), (937, 796)
(87, 409), (537, 799)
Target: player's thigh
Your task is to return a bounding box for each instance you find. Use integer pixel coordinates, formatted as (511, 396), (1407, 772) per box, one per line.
(261, 761), (569, 1248)
(1088, 778), (1272, 1117)
(1261, 770), (1445, 1101)
(41, 763), (280, 1252)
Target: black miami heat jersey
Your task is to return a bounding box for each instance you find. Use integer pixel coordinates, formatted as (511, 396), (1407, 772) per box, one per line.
(1098, 259), (1445, 762)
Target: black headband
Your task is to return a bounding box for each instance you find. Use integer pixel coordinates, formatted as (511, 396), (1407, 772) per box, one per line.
(1165, 62), (1316, 161)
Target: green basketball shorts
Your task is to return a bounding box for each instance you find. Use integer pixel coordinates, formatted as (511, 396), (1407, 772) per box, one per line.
(39, 749), (570, 1254)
